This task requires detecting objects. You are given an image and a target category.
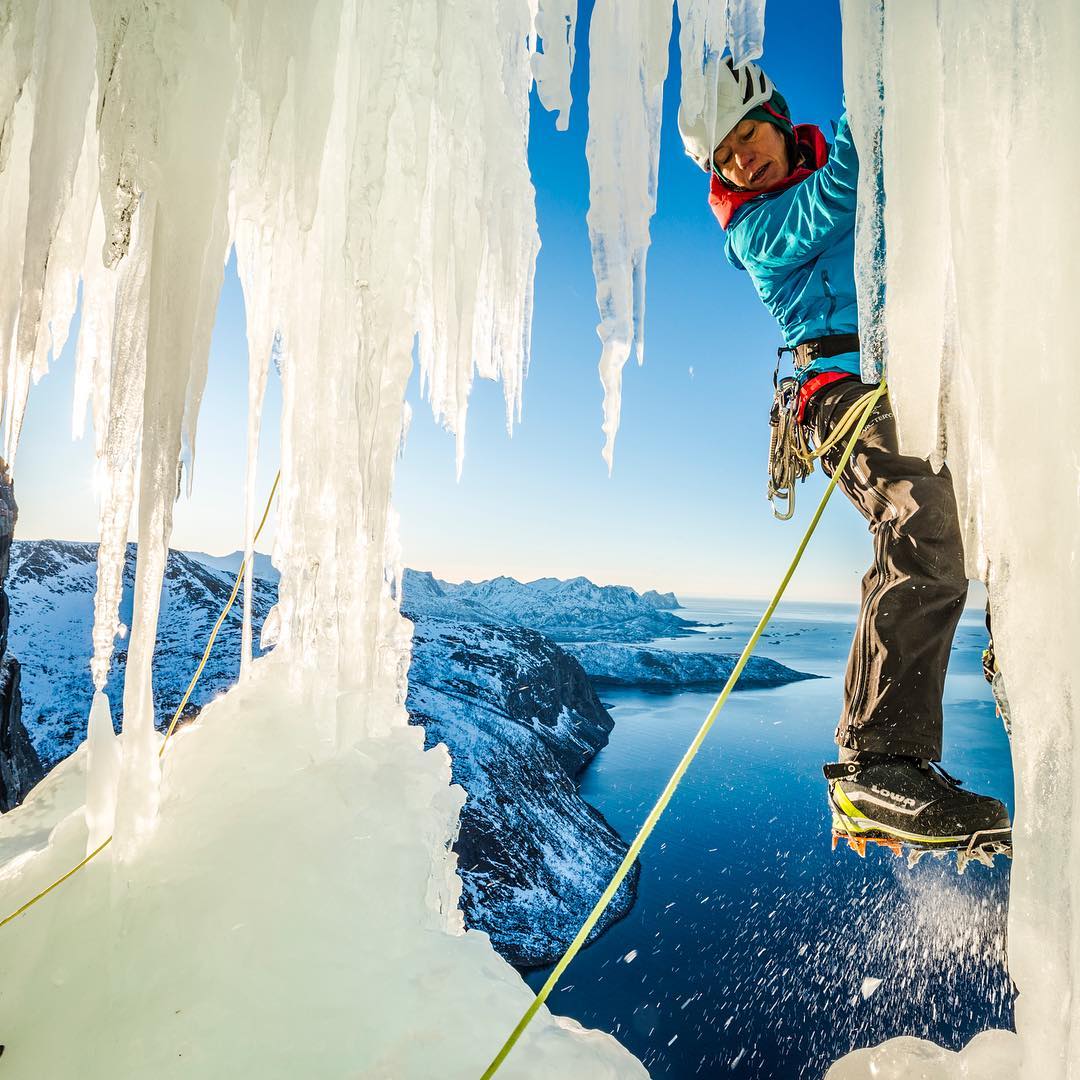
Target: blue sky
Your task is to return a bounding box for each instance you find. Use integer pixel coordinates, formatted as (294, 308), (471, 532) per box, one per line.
(15, 1), (901, 603)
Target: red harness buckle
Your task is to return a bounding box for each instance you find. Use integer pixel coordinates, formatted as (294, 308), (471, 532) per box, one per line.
(796, 370), (855, 423)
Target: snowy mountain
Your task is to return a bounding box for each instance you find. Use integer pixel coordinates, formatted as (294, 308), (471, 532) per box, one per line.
(6, 544), (813, 966)
(8, 540), (277, 769)
(6, 541), (633, 966)
(181, 548), (279, 582)
(401, 568), (694, 641)
(564, 642), (818, 692)
(640, 588), (679, 610)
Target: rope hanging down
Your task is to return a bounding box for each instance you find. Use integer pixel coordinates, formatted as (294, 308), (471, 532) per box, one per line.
(480, 380), (888, 1079)
(0, 471), (281, 931)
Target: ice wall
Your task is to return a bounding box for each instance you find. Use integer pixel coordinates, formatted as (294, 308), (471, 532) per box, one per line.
(831, 2), (1080, 1077)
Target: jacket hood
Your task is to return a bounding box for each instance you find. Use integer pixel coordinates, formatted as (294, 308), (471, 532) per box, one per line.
(708, 123), (830, 230)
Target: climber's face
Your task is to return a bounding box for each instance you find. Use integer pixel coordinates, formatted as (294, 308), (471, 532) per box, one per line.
(713, 118), (790, 191)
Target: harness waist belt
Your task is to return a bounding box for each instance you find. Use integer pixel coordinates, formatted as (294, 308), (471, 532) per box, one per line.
(785, 332), (861, 372)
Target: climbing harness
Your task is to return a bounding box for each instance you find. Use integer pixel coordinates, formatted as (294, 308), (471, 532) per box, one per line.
(0, 471), (281, 931)
(480, 381), (888, 1079)
(767, 352), (880, 520)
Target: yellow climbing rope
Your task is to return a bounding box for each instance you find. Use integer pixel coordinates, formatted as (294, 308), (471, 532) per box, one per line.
(0, 470), (281, 930)
(480, 380), (887, 1079)
(0, 837), (113, 930)
(159, 470), (281, 754)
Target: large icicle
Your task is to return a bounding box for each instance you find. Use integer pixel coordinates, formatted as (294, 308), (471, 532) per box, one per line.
(831, 2), (1080, 1076)
(586, 0), (672, 472)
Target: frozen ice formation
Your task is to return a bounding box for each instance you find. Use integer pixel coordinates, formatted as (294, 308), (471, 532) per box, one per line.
(831, 1), (1080, 1076)
(0, 0), (769, 1075)
(826, 1032), (1022, 1080)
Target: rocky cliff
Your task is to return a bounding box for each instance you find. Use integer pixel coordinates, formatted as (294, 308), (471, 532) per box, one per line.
(0, 476), (43, 810)
(407, 618), (635, 966)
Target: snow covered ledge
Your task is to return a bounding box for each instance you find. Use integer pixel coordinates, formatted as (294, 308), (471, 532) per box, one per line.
(831, 2), (1080, 1077)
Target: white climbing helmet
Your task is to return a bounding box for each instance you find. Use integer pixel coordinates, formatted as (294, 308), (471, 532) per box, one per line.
(678, 56), (776, 173)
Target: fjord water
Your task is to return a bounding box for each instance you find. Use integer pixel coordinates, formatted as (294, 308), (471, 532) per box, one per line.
(524, 599), (1014, 1078)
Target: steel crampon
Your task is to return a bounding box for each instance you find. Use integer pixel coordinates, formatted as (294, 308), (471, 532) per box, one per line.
(830, 827), (1012, 874)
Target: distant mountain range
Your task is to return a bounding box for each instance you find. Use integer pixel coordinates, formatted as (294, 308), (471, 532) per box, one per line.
(402, 569), (689, 642)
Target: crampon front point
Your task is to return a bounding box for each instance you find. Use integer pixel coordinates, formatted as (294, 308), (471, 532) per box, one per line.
(830, 818), (1013, 873)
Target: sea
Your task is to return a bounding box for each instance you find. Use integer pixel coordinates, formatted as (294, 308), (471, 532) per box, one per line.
(523, 598), (1014, 1079)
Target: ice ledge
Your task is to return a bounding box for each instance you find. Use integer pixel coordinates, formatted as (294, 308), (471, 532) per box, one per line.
(0, 657), (646, 1078)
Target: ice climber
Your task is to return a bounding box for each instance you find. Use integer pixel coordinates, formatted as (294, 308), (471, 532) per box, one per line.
(678, 59), (1011, 861)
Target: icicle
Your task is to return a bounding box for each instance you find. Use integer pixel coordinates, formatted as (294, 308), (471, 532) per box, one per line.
(4, 0), (97, 463)
(586, 0), (672, 473)
(88, 197), (153, 695)
(585, 0), (768, 472)
(84, 690), (120, 853)
(532, 0), (578, 131)
(411, 0), (539, 478)
(839, 0), (886, 383)
(0, 2), (40, 437)
(676, 0), (727, 152)
(0, 1), (40, 176)
(90, 0), (238, 850)
(229, 0), (339, 675)
(0, 90), (33, 447)
(725, 0), (766, 66)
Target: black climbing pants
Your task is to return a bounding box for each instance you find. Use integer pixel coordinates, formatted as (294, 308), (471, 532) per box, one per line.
(803, 377), (968, 762)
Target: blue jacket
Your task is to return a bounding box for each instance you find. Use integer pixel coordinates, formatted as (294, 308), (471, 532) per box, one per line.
(722, 113), (860, 381)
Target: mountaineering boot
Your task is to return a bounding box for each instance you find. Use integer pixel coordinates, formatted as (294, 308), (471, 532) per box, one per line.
(824, 753), (1012, 870)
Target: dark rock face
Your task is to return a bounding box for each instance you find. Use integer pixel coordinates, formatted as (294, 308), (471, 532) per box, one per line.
(0, 657), (42, 812)
(406, 617), (637, 968)
(0, 473), (44, 812)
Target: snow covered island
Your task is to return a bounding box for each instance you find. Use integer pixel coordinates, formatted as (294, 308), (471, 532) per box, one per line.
(564, 642), (819, 693)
